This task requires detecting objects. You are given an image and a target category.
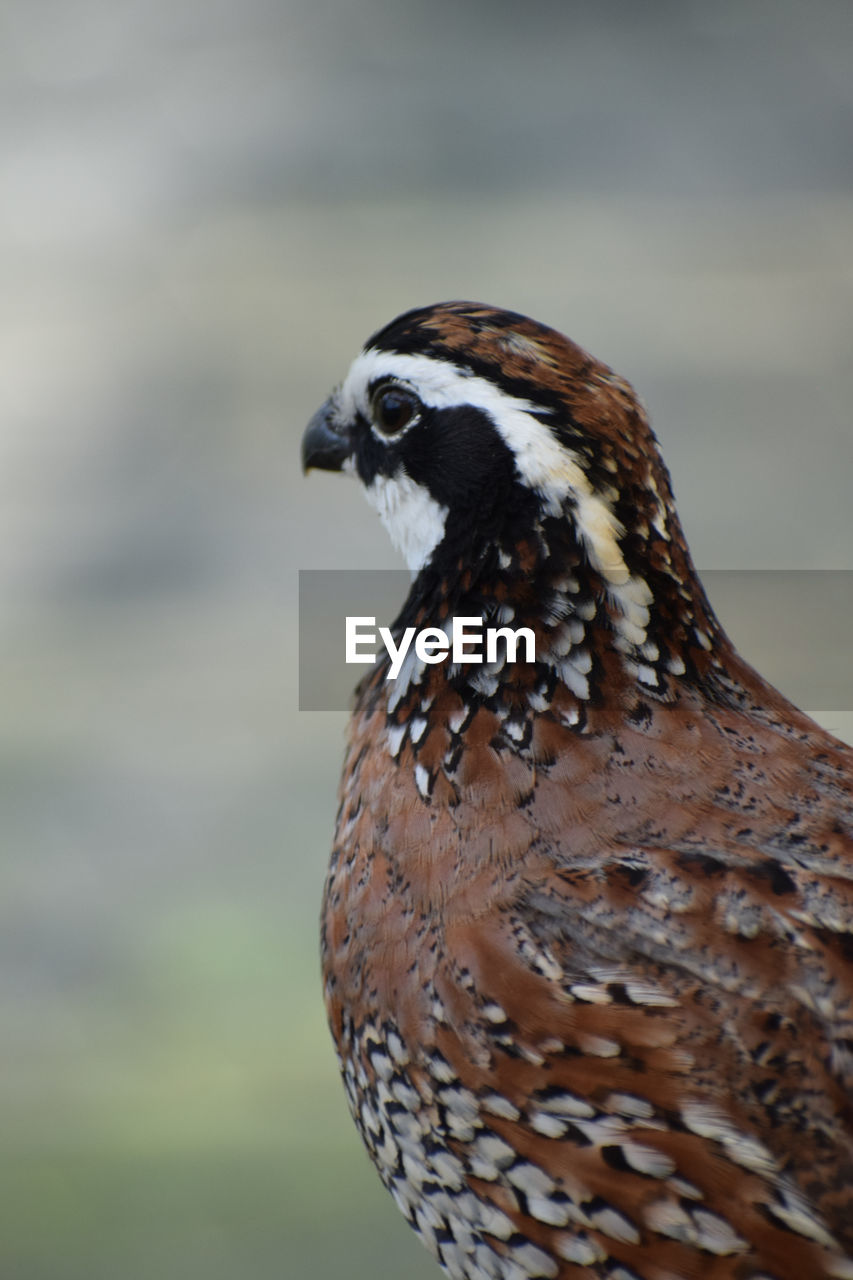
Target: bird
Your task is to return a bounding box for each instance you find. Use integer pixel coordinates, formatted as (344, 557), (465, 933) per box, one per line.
(301, 301), (853, 1280)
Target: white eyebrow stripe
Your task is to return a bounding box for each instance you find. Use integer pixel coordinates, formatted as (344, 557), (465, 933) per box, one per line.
(340, 350), (648, 618)
(342, 349), (561, 492)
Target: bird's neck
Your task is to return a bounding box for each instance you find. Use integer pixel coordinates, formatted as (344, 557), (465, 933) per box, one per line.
(380, 512), (730, 726)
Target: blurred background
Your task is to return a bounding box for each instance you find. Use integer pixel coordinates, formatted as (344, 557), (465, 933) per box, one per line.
(2, 2), (852, 1277)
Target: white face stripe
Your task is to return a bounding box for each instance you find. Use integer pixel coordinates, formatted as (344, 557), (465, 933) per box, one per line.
(364, 471), (449, 575)
(340, 349), (648, 613)
(341, 349), (564, 494)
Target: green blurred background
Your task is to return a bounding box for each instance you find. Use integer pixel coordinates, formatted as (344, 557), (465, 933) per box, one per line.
(2, 2), (852, 1277)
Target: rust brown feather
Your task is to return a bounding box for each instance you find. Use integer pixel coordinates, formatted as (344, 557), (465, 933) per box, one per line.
(306, 302), (853, 1280)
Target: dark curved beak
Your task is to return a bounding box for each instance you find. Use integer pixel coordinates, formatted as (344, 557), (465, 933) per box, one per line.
(301, 399), (352, 473)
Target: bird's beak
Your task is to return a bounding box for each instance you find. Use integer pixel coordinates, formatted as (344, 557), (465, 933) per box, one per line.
(301, 399), (352, 474)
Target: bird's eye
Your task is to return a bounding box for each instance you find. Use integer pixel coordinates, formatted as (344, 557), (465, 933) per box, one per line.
(371, 384), (421, 436)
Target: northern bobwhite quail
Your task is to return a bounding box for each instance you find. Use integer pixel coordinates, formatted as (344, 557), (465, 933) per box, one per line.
(301, 302), (853, 1280)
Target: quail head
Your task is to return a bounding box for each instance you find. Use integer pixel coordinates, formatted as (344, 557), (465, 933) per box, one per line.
(302, 302), (853, 1280)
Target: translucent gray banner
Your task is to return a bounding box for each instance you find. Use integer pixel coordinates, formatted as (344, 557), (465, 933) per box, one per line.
(298, 569), (853, 713)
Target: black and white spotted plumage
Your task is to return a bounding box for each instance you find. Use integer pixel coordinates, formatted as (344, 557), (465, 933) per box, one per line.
(303, 302), (853, 1280)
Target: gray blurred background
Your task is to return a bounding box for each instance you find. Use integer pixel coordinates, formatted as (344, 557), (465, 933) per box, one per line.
(2, 2), (852, 1277)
